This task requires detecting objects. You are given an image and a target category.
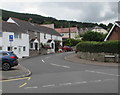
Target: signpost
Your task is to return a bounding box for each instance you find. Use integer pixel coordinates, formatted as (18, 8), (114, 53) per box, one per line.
(9, 35), (13, 51)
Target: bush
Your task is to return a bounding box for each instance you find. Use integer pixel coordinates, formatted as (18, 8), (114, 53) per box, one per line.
(81, 31), (107, 41)
(63, 38), (82, 46)
(76, 41), (120, 53)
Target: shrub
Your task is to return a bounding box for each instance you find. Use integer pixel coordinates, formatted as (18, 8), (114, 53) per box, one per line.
(63, 38), (82, 46)
(81, 31), (107, 41)
(76, 41), (120, 53)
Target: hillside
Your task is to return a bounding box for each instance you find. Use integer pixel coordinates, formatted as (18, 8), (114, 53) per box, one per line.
(1, 9), (113, 30)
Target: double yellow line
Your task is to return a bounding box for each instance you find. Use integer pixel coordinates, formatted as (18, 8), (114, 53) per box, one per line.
(0, 77), (31, 88)
(0, 77), (31, 82)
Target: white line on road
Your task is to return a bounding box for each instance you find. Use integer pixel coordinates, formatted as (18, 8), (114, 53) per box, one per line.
(42, 78), (114, 88)
(42, 59), (45, 63)
(45, 56), (51, 59)
(42, 84), (55, 88)
(50, 63), (70, 68)
(85, 70), (120, 77)
(24, 86), (38, 89)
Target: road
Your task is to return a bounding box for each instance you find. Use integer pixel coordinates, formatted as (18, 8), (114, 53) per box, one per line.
(2, 52), (119, 94)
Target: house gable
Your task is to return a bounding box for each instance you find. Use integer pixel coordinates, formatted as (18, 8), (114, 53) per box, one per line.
(104, 21), (120, 41)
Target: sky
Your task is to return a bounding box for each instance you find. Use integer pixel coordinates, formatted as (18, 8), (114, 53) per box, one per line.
(1, 0), (120, 25)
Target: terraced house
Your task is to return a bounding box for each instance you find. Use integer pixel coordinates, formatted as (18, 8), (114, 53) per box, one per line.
(7, 17), (62, 56)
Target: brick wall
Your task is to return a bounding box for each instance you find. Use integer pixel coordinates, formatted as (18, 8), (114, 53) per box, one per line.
(108, 26), (120, 41)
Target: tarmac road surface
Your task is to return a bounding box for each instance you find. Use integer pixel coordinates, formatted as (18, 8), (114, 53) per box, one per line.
(2, 52), (119, 94)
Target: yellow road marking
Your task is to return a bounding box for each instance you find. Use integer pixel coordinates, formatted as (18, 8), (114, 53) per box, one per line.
(27, 77), (31, 81)
(19, 77), (31, 88)
(0, 77), (31, 82)
(19, 82), (27, 88)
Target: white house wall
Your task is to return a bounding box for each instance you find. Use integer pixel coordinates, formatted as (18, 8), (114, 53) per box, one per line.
(92, 29), (108, 34)
(40, 33), (51, 44)
(0, 37), (2, 48)
(1, 32), (29, 58)
(62, 32), (77, 39)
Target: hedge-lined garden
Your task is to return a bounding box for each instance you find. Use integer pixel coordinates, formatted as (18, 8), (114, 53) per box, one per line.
(76, 41), (120, 53)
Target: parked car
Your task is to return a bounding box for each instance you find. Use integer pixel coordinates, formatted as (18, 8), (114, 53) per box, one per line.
(62, 46), (73, 52)
(0, 51), (18, 71)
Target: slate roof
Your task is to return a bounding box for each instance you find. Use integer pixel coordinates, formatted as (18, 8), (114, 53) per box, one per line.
(10, 17), (61, 36)
(1, 21), (26, 33)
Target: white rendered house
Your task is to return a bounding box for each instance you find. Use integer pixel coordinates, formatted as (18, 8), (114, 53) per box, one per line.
(0, 21), (29, 58)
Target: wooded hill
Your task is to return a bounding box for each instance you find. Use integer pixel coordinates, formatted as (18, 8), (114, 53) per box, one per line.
(1, 9), (113, 30)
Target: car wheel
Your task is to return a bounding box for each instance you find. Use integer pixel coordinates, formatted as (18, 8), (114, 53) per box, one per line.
(2, 63), (11, 71)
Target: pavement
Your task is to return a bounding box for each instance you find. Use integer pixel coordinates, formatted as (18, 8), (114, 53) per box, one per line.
(64, 53), (119, 67)
(1, 64), (32, 80)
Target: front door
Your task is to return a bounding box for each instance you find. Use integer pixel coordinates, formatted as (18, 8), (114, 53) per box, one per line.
(18, 46), (22, 58)
(35, 43), (38, 50)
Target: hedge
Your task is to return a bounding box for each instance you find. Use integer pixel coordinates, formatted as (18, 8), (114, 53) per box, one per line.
(63, 38), (82, 46)
(76, 41), (120, 53)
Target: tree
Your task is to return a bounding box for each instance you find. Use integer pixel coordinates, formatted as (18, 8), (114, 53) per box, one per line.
(82, 31), (107, 41)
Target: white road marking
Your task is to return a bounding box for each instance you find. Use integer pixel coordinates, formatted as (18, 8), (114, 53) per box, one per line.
(42, 84), (55, 88)
(85, 70), (119, 77)
(59, 83), (72, 86)
(50, 63), (70, 68)
(24, 86), (38, 89)
(45, 56), (51, 59)
(42, 59), (45, 63)
(103, 79), (115, 81)
(90, 80), (102, 83)
(73, 81), (87, 85)
(41, 78), (115, 88)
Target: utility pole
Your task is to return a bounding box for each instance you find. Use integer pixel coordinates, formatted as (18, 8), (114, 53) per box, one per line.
(68, 22), (71, 39)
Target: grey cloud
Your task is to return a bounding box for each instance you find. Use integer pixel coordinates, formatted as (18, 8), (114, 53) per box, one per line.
(1, 2), (119, 23)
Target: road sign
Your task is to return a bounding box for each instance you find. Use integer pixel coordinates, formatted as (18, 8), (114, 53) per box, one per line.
(9, 35), (13, 42)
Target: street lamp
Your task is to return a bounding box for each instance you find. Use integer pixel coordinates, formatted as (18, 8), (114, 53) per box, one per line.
(68, 22), (71, 39)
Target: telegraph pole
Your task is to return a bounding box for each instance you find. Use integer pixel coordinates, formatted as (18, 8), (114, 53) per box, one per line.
(68, 22), (71, 39)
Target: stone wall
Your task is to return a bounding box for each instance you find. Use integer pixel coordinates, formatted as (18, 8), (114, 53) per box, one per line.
(77, 52), (120, 63)
(29, 48), (47, 57)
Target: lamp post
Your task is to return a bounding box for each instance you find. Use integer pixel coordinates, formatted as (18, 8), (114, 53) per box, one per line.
(68, 22), (71, 39)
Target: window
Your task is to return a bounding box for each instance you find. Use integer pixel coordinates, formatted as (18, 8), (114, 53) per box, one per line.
(51, 43), (54, 49)
(0, 32), (2, 37)
(14, 33), (21, 39)
(30, 43), (33, 48)
(0, 47), (2, 50)
(8, 47), (12, 51)
(23, 46), (26, 51)
(2, 53), (8, 56)
(44, 34), (46, 39)
(34, 32), (37, 37)
(51, 35), (52, 39)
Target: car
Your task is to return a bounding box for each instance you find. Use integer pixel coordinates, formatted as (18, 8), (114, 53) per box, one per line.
(62, 46), (73, 52)
(0, 51), (18, 71)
